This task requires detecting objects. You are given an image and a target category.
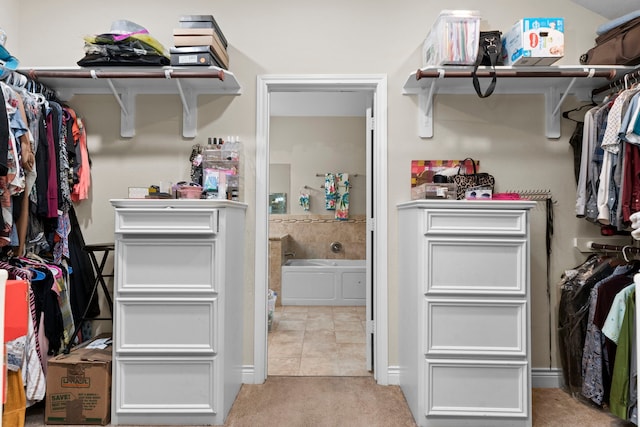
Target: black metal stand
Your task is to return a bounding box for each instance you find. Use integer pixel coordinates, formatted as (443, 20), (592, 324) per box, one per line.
(64, 243), (114, 353)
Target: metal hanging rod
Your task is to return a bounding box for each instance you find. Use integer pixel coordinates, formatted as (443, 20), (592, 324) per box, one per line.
(20, 67), (226, 81)
(415, 68), (618, 81)
(315, 173), (361, 177)
(591, 66), (640, 96)
(590, 242), (640, 254)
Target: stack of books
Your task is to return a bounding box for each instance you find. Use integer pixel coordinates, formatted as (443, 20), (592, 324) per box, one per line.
(171, 15), (229, 69)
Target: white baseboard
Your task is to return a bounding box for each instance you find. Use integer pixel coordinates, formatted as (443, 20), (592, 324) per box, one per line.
(387, 366), (400, 385)
(242, 365), (257, 384)
(243, 365), (562, 389)
(532, 368), (564, 388)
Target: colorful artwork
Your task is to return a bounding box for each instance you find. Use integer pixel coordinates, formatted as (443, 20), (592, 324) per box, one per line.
(410, 159), (479, 187)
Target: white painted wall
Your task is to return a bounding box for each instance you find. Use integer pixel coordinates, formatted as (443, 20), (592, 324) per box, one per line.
(1, 0), (617, 371)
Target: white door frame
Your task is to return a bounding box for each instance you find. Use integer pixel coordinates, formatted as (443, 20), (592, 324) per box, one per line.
(254, 74), (388, 385)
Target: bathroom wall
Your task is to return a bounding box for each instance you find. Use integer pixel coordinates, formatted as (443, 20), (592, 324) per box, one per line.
(270, 116), (366, 216)
(269, 214), (366, 260)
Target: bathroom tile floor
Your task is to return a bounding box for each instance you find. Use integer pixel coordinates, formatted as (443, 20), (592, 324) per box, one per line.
(268, 305), (371, 377)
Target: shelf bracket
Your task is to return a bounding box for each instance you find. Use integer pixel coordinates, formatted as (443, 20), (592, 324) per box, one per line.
(416, 69), (445, 138)
(544, 86), (561, 139)
(181, 88), (198, 139)
(417, 80), (438, 138)
(166, 69), (198, 139)
(102, 76), (135, 138)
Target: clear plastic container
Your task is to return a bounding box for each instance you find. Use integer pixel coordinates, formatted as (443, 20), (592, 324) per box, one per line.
(422, 10), (481, 67)
(202, 139), (241, 201)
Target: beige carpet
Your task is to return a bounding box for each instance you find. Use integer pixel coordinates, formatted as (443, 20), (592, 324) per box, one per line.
(24, 377), (635, 426)
(531, 387), (634, 427)
(225, 376), (415, 427)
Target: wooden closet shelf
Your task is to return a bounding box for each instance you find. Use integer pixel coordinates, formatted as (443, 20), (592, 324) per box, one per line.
(16, 66), (242, 139)
(403, 65), (635, 139)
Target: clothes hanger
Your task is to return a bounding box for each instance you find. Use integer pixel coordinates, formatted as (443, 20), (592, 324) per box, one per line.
(562, 102), (596, 123)
(28, 267), (46, 281)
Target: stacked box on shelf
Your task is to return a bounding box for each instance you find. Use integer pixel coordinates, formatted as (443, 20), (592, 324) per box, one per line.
(171, 15), (229, 69)
(502, 18), (564, 66)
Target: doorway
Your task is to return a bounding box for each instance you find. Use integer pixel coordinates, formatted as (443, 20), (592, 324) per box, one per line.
(254, 75), (388, 385)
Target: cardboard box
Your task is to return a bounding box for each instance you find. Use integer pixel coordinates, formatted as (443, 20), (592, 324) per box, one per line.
(170, 46), (222, 67)
(179, 15), (228, 48)
(45, 336), (112, 425)
(502, 18), (564, 66)
(172, 34), (229, 69)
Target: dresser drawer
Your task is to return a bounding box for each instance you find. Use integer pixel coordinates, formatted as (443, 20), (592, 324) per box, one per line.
(425, 358), (528, 418)
(425, 298), (526, 356)
(117, 239), (218, 293)
(425, 237), (527, 295)
(116, 297), (217, 354)
(114, 357), (217, 415)
(115, 208), (218, 234)
(424, 209), (527, 236)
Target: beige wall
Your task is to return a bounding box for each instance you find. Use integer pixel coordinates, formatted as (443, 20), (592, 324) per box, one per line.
(4, 1), (613, 372)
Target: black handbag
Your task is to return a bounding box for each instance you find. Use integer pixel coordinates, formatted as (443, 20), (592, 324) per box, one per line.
(452, 158), (495, 200)
(472, 31), (503, 98)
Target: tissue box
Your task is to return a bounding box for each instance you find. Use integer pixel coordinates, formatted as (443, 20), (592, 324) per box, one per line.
(502, 18), (564, 66)
(422, 10), (481, 66)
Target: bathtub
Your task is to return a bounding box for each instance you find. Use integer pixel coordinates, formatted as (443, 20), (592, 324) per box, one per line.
(281, 259), (366, 306)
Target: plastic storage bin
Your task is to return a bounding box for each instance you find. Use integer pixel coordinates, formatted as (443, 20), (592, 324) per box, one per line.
(422, 10), (481, 67)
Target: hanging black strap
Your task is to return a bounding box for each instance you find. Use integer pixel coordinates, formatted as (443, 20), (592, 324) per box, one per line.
(545, 197), (554, 369)
(472, 36), (500, 98)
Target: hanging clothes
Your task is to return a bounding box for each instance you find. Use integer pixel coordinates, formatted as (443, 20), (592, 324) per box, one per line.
(558, 245), (640, 424)
(576, 80), (640, 233)
(582, 266), (635, 405)
(558, 255), (616, 396)
(608, 287), (636, 421)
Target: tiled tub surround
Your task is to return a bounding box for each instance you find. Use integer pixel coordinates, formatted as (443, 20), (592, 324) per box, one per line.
(269, 234), (291, 306)
(269, 215), (366, 260)
(269, 215), (366, 307)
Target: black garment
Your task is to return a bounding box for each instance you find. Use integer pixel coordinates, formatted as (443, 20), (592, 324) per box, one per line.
(67, 205), (100, 324)
(569, 121), (584, 185)
(34, 104), (49, 218)
(30, 266), (64, 355)
(0, 88), (10, 176)
(558, 255), (615, 396)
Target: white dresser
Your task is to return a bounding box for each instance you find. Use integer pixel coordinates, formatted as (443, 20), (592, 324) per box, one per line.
(397, 200), (536, 427)
(110, 199), (247, 425)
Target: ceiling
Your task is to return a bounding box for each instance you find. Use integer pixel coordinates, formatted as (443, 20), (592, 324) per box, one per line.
(571, 0), (638, 19)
